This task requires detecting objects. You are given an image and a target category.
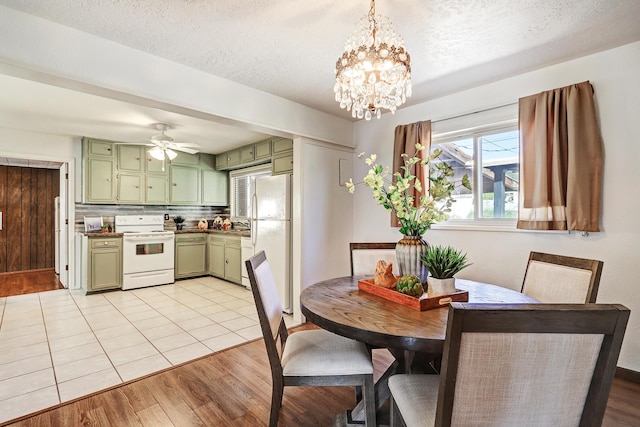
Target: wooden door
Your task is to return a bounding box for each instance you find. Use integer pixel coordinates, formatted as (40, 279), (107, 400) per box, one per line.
(0, 166), (60, 273)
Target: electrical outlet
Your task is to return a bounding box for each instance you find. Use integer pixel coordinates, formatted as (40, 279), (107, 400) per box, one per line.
(164, 214), (169, 220)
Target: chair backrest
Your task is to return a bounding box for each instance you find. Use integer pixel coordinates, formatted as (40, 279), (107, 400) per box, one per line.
(350, 242), (398, 276)
(521, 251), (603, 303)
(435, 302), (629, 427)
(246, 251), (287, 376)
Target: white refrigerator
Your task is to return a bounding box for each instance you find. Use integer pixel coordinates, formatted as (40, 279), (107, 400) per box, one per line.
(251, 174), (292, 313)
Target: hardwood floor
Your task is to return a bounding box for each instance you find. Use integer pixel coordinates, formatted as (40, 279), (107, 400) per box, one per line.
(0, 268), (63, 298)
(3, 323), (639, 426)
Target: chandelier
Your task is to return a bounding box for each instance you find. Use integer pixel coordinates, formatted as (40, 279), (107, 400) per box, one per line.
(334, 0), (412, 120)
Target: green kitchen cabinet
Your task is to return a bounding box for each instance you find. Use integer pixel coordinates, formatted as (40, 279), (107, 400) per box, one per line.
(208, 234), (242, 284)
(117, 173), (144, 203)
(171, 152), (200, 166)
(208, 236), (226, 277)
(86, 139), (115, 157)
(117, 145), (144, 172)
(254, 139), (272, 160)
(85, 157), (117, 203)
(240, 145), (255, 164)
(145, 153), (168, 174)
(272, 153), (293, 175)
(202, 169), (228, 206)
(226, 149), (240, 168)
(170, 166), (199, 204)
(272, 137), (293, 154)
(224, 237), (242, 284)
(175, 233), (207, 278)
(146, 174), (168, 204)
(87, 237), (122, 292)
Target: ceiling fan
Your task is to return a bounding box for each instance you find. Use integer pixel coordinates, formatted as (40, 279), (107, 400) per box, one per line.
(147, 123), (201, 161)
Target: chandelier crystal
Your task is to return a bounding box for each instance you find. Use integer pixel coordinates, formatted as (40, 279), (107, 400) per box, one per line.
(334, 0), (412, 120)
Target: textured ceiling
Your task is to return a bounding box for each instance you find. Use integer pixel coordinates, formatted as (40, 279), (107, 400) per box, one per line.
(1, 0), (640, 153)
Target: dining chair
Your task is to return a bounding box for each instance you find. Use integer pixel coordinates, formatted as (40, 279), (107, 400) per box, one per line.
(246, 251), (376, 427)
(521, 251), (603, 303)
(388, 302), (629, 427)
(350, 242), (398, 276)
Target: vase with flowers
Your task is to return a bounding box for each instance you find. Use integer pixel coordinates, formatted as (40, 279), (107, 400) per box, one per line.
(346, 143), (470, 284)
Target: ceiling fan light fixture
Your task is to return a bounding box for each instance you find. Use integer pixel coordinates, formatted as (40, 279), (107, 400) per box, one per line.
(165, 148), (178, 160)
(149, 146), (165, 160)
(334, 0), (411, 120)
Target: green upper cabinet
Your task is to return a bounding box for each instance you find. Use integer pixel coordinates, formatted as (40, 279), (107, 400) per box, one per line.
(145, 153), (168, 174)
(84, 138), (117, 203)
(117, 173), (144, 204)
(86, 139), (115, 157)
(85, 157), (116, 203)
(170, 166), (199, 204)
(117, 145), (144, 172)
(227, 149), (240, 168)
(215, 153), (228, 170)
(255, 139), (272, 160)
(202, 169), (228, 206)
(240, 145), (255, 164)
(272, 137), (293, 154)
(146, 174), (168, 204)
(171, 152), (200, 166)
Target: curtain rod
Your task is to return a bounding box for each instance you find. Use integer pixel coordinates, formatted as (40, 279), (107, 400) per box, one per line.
(431, 101), (518, 124)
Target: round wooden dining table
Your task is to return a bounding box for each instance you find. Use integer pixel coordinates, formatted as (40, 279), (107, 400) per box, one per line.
(300, 276), (538, 355)
(300, 276), (538, 425)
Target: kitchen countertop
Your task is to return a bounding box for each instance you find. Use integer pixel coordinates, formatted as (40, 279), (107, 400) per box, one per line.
(83, 232), (124, 237)
(174, 228), (251, 237)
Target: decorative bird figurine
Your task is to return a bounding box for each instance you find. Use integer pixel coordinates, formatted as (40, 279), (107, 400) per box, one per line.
(374, 260), (397, 288)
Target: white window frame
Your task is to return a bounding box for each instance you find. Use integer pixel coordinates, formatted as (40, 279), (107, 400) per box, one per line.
(229, 164), (271, 221)
(430, 105), (520, 232)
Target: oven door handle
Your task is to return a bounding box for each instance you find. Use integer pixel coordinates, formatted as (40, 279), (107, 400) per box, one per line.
(124, 235), (174, 240)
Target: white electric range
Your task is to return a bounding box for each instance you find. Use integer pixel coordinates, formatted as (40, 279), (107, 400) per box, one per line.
(115, 215), (175, 290)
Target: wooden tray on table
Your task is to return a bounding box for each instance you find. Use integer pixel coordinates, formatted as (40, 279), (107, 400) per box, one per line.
(358, 278), (469, 311)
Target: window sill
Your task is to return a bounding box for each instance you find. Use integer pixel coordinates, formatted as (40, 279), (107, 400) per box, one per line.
(431, 220), (576, 234)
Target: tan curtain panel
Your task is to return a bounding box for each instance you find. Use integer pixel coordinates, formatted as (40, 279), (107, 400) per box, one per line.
(518, 81), (602, 232)
(391, 120), (431, 227)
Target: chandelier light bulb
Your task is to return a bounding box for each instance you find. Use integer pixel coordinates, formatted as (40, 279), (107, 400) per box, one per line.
(149, 146), (165, 160)
(334, 0), (411, 120)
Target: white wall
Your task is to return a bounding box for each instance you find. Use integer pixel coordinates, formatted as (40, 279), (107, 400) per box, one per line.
(0, 127), (80, 288)
(351, 41), (640, 372)
(293, 137), (354, 323)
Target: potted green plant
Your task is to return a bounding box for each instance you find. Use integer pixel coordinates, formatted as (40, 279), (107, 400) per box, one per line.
(421, 245), (471, 296)
(173, 215), (185, 230)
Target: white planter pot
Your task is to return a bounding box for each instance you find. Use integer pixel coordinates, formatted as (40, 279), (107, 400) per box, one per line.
(427, 277), (456, 297)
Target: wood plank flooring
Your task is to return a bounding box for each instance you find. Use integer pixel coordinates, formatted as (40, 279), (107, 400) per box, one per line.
(3, 324), (639, 426)
(0, 268), (63, 298)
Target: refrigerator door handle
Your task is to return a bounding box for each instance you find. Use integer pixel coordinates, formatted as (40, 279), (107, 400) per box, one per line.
(251, 192), (258, 247)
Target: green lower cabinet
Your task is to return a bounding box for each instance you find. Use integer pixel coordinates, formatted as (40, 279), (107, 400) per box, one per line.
(87, 237), (122, 292)
(175, 234), (208, 279)
(207, 234), (242, 284)
(208, 237), (225, 277)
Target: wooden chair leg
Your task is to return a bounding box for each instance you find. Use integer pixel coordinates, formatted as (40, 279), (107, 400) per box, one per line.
(363, 374), (376, 427)
(269, 380), (284, 427)
(390, 395), (402, 427)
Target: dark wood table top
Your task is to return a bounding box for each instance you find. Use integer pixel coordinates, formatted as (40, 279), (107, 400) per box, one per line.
(300, 277), (538, 354)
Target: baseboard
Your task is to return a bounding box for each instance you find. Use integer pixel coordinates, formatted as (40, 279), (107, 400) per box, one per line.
(616, 366), (640, 383)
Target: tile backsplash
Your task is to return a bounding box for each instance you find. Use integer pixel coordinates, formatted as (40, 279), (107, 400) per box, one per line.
(75, 204), (229, 232)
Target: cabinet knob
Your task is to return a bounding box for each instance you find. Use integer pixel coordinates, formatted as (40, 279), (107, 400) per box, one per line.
(225, 259), (229, 264)
(172, 183), (177, 186)
(135, 185), (139, 189)
(106, 178), (111, 182)
(104, 242), (108, 245)
(136, 157), (140, 161)
(148, 186), (153, 189)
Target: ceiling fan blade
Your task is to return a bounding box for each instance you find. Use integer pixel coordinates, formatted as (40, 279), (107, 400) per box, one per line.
(171, 146), (199, 155)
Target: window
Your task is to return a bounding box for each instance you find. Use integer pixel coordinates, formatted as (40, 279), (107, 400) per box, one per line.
(229, 165), (271, 220)
(431, 105), (519, 226)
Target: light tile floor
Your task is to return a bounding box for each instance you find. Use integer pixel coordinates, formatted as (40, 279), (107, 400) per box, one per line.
(0, 276), (297, 424)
